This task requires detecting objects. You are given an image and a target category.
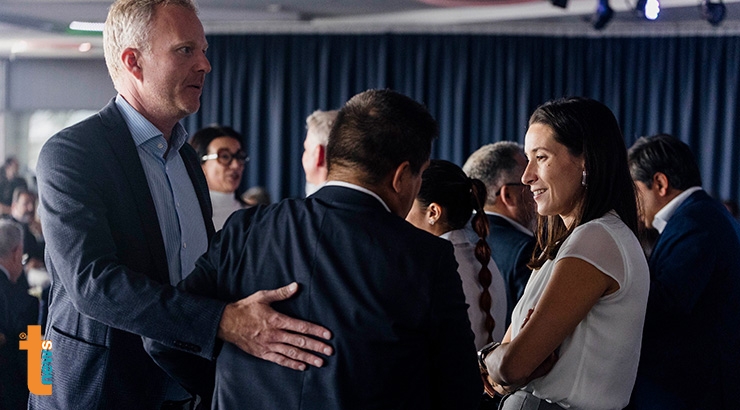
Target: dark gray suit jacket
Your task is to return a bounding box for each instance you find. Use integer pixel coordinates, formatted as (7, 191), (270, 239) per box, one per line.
(485, 214), (534, 328)
(150, 185), (483, 409)
(31, 100), (226, 409)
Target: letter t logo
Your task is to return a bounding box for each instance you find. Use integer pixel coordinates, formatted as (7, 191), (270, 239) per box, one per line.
(19, 325), (52, 395)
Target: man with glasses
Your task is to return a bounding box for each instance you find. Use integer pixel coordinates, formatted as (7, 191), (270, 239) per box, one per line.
(189, 125), (249, 229)
(463, 141), (536, 329)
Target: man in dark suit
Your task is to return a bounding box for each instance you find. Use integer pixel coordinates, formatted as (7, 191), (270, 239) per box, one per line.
(148, 89), (482, 409)
(0, 220), (39, 410)
(31, 1), (331, 409)
(463, 141), (536, 328)
(627, 134), (740, 409)
(4, 188), (45, 269)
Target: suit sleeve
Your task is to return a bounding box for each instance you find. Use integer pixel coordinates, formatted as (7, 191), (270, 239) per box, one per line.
(429, 242), (483, 410)
(36, 133), (226, 359)
(144, 208), (257, 400)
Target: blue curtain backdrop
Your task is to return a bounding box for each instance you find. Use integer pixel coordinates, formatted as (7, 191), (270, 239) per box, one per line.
(183, 34), (740, 204)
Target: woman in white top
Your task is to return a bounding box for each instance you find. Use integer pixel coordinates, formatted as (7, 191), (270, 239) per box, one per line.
(479, 97), (650, 410)
(406, 159), (507, 347)
(189, 125), (248, 229)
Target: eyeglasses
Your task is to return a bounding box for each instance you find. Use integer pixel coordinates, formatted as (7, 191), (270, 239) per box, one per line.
(201, 149), (249, 166)
(495, 183), (527, 196)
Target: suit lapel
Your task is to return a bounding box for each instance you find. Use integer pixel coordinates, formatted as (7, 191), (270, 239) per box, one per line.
(98, 100), (170, 284)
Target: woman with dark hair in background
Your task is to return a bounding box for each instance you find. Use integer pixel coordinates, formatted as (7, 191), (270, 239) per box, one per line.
(478, 97), (650, 410)
(189, 125), (248, 229)
(406, 159), (507, 346)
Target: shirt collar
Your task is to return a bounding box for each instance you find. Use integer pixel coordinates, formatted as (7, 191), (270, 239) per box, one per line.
(485, 211), (534, 236)
(115, 94), (188, 152)
(653, 186), (702, 234)
(0, 265), (10, 281)
(439, 228), (468, 245)
(323, 181), (391, 212)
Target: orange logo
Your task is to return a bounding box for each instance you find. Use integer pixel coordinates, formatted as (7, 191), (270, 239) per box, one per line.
(18, 325), (53, 395)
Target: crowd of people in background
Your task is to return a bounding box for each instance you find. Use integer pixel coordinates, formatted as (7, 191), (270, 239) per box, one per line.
(1, 0), (739, 409)
(0, 156), (49, 409)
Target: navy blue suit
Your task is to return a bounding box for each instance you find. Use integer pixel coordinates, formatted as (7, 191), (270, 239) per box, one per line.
(31, 100), (226, 409)
(485, 214), (534, 328)
(630, 190), (740, 409)
(150, 185), (482, 410)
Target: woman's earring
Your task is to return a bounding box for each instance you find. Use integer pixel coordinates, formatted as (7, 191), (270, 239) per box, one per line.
(581, 170), (588, 187)
(428, 218), (435, 226)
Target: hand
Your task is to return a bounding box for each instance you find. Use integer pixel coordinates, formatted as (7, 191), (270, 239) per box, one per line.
(217, 282), (333, 371)
(482, 374), (498, 397)
(482, 373), (515, 397)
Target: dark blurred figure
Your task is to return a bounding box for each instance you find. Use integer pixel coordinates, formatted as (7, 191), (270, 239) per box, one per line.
(0, 219), (40, 410)
(4, 188), (45, 269)
(0, 157), (28, 215)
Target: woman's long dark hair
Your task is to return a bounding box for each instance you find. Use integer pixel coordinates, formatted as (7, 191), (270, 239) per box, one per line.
(417, 159), (496, 343)
(527, 97), (639, 270)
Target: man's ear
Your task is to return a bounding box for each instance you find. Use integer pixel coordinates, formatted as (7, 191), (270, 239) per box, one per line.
(391, 161), (412, 194)
(498, 185), (517, 208)
(122, 47), (143, 81)
(652, 172), (671, 197)
(315, 144), (326, 168)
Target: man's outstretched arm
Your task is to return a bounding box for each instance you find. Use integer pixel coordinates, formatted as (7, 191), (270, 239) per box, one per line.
(217, 282), (333, 371)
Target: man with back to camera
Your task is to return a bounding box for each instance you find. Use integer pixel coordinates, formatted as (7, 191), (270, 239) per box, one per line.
(31, 0), (332, 408)
(302, 109), (338, 196)
(462, 141), (536, 328)
(146, 89), (483, 409)
(627, 133), (740, 409)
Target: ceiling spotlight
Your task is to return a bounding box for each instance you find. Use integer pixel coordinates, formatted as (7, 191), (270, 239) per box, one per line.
(636, 0), (660, 20)
(701, 0), (726, 26)
(592, 0), (614, 30)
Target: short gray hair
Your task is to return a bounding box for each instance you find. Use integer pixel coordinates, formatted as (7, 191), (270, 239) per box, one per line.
(462, 141), (525, 206)
(104, 0), (198, 88)
(0, 220), (23, 258)
(305, 110), (339, 146)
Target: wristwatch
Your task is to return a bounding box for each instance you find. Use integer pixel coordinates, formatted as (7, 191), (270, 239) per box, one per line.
(477, 341), (501, 376)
